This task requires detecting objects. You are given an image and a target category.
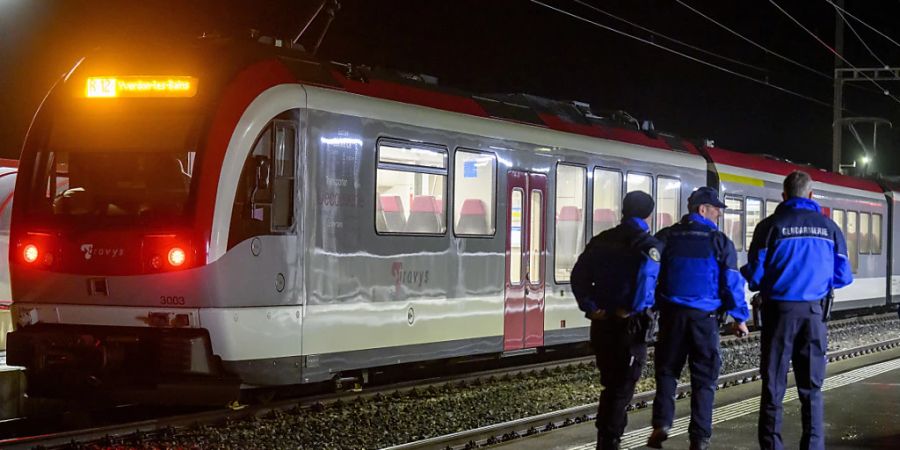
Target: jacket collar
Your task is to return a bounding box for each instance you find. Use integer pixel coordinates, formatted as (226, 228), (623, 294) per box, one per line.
(684, 212), (718, 230)
(622, 216), (649, 232)
(777, 197), (821, 214)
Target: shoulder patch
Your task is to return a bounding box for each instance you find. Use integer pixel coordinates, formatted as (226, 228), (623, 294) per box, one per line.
(648, 247), (661, 262)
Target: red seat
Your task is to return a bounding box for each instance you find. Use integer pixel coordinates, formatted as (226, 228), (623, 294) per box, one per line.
(456, 199), (490, 235)
(377, 195), (406, 232)
(405, 195), (443, 233)
(657, 212), (674, 228)
(593, 208), (617, 234)
(556, 206), (584, 274)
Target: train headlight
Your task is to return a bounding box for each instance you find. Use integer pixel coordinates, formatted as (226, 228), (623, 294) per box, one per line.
(23, 244), (39, 263)
(167, 247), (186, 267)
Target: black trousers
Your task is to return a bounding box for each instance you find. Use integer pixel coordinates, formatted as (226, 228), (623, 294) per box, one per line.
(758, 300), (827, 450)
(591, 318), (648, 441)
(652, 304), (721, 440)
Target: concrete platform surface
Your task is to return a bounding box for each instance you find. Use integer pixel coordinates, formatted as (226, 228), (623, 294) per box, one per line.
(495, 348), (900, 450)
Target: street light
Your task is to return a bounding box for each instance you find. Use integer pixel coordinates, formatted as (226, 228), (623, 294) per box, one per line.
(861, 155), (872, 176)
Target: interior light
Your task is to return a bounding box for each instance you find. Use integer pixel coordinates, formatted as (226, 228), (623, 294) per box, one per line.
(85, 76), (198, 98)
(23, 244), (39, 263)
(167, 247), (186, 267)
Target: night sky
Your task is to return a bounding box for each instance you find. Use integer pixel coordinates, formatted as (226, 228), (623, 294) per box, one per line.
(2, 0), (900, 174)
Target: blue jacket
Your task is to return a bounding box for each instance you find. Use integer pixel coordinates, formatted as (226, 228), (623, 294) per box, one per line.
(741, 197), (853, 301)
(571, 217), (663, 317)
(655, 213), (750, 322)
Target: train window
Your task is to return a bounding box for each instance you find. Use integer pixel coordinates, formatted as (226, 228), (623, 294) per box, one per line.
(872, 213), (883, 254)
(723, 196), (744, 251)
(272, 121), (296, 230)
(555, 164), (586, 283)
(846, 211), (859, 273)
(626, 172), (652, 196)
(655, 177), (681, 232)
(859, 212), (871, 254)
(510, 189), (524, 284)
(766, 200), (779, 217)
(229, 127), (275, 248)
(530, 190), (543, 283)
(832, 209), (845, 233)
(591, 168), (622, 236)
(453, 150), (496, 236)
(746, 198), (763, 248)
(375, 140), (447, 235)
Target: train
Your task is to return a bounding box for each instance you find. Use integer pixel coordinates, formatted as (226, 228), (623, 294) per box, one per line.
(5, 35), (897, 403)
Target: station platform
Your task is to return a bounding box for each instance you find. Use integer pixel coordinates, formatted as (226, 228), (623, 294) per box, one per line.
(497, 347), (900, 450)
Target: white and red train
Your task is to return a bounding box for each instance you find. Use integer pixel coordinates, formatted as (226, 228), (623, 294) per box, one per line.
(6, 37), (897, 402)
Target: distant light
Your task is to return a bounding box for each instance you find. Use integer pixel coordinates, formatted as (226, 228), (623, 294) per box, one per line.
(85, 76), (198, 98)
(862, 156), (871, 164)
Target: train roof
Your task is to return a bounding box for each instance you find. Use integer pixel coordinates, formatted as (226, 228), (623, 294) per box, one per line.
(706, 146), (883, 194)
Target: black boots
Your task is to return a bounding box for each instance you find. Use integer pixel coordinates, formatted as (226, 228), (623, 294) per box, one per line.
(646, 427), (669, 448)
(689, 437), (710, 450)
(596, 436), (621, 450)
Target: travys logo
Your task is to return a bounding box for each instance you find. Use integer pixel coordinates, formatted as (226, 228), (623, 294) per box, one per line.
(80, 244), (125, 260)
(391, 262), (430, 290)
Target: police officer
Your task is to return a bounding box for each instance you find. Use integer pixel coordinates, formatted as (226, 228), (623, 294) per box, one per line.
(741, 171), (853, 450)
(648, 187), (750, 450)
(571, 191), (663, 450)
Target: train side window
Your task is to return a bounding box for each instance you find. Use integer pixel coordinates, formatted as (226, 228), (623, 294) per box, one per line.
(872, 213), (883, 254)
(832, 209), (845, 233)
(530, 190), (543, 283)
(766, 199), (779, 217)
(510, 189), (524, 284)
(555, 164), (586, 283)
(745, 198), (763, 247)
(655, 176), (681, 232)
(229, 126), (275, 249)
(453, 150), (496, 236)
(859, 212), (871, 254)
(626, 172), (653, 229)
(375, 140), (447, 235)
(272, 121), (296, 230)
(591, 168), (622, 236)
(723, 196), (744, 251)
(846, 211), (859, 273)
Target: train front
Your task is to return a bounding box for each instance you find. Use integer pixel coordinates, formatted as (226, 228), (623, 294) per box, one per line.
(6, 44), (245, 404)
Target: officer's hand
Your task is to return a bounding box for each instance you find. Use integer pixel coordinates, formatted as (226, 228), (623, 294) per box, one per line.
(733, 322), (750, 338)
(589, 309), (607, 320)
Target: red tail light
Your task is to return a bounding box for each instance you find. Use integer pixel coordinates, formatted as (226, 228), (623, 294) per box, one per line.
(167, 247), (186, 267)
(23, 244), (39, 263)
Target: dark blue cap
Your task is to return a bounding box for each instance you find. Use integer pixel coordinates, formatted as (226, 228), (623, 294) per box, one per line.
(688, 187), (727, 209)
(622, 191), (655, 218)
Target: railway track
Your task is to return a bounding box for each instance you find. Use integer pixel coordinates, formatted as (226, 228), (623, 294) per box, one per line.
(1, 312), (895, 449)
(384, 337), (900, 450)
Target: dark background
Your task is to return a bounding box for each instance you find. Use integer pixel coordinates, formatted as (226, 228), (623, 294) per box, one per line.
(2, 0), (899, 174)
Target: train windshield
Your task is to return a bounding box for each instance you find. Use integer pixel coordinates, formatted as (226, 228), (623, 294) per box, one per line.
(25, 107), (201, 224)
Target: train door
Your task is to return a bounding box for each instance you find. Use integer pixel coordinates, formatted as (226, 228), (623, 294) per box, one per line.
(504, 170), (546, 351)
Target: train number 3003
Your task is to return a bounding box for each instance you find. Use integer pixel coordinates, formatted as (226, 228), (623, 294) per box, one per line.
(160, 296), (186, 305)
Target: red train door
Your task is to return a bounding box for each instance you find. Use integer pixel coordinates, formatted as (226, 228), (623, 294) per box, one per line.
(504, 171), (546, 351)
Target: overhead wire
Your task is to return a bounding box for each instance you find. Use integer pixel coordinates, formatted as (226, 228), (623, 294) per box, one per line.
(570, 0), (768, 74)
(824, 0), (900, 51)
(674, 0), (831, 81)
(677, 0), (883, 97)
(528, 0), (838, 109)
(836, 7), (887, 68)
(768, 0), (900, 106)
